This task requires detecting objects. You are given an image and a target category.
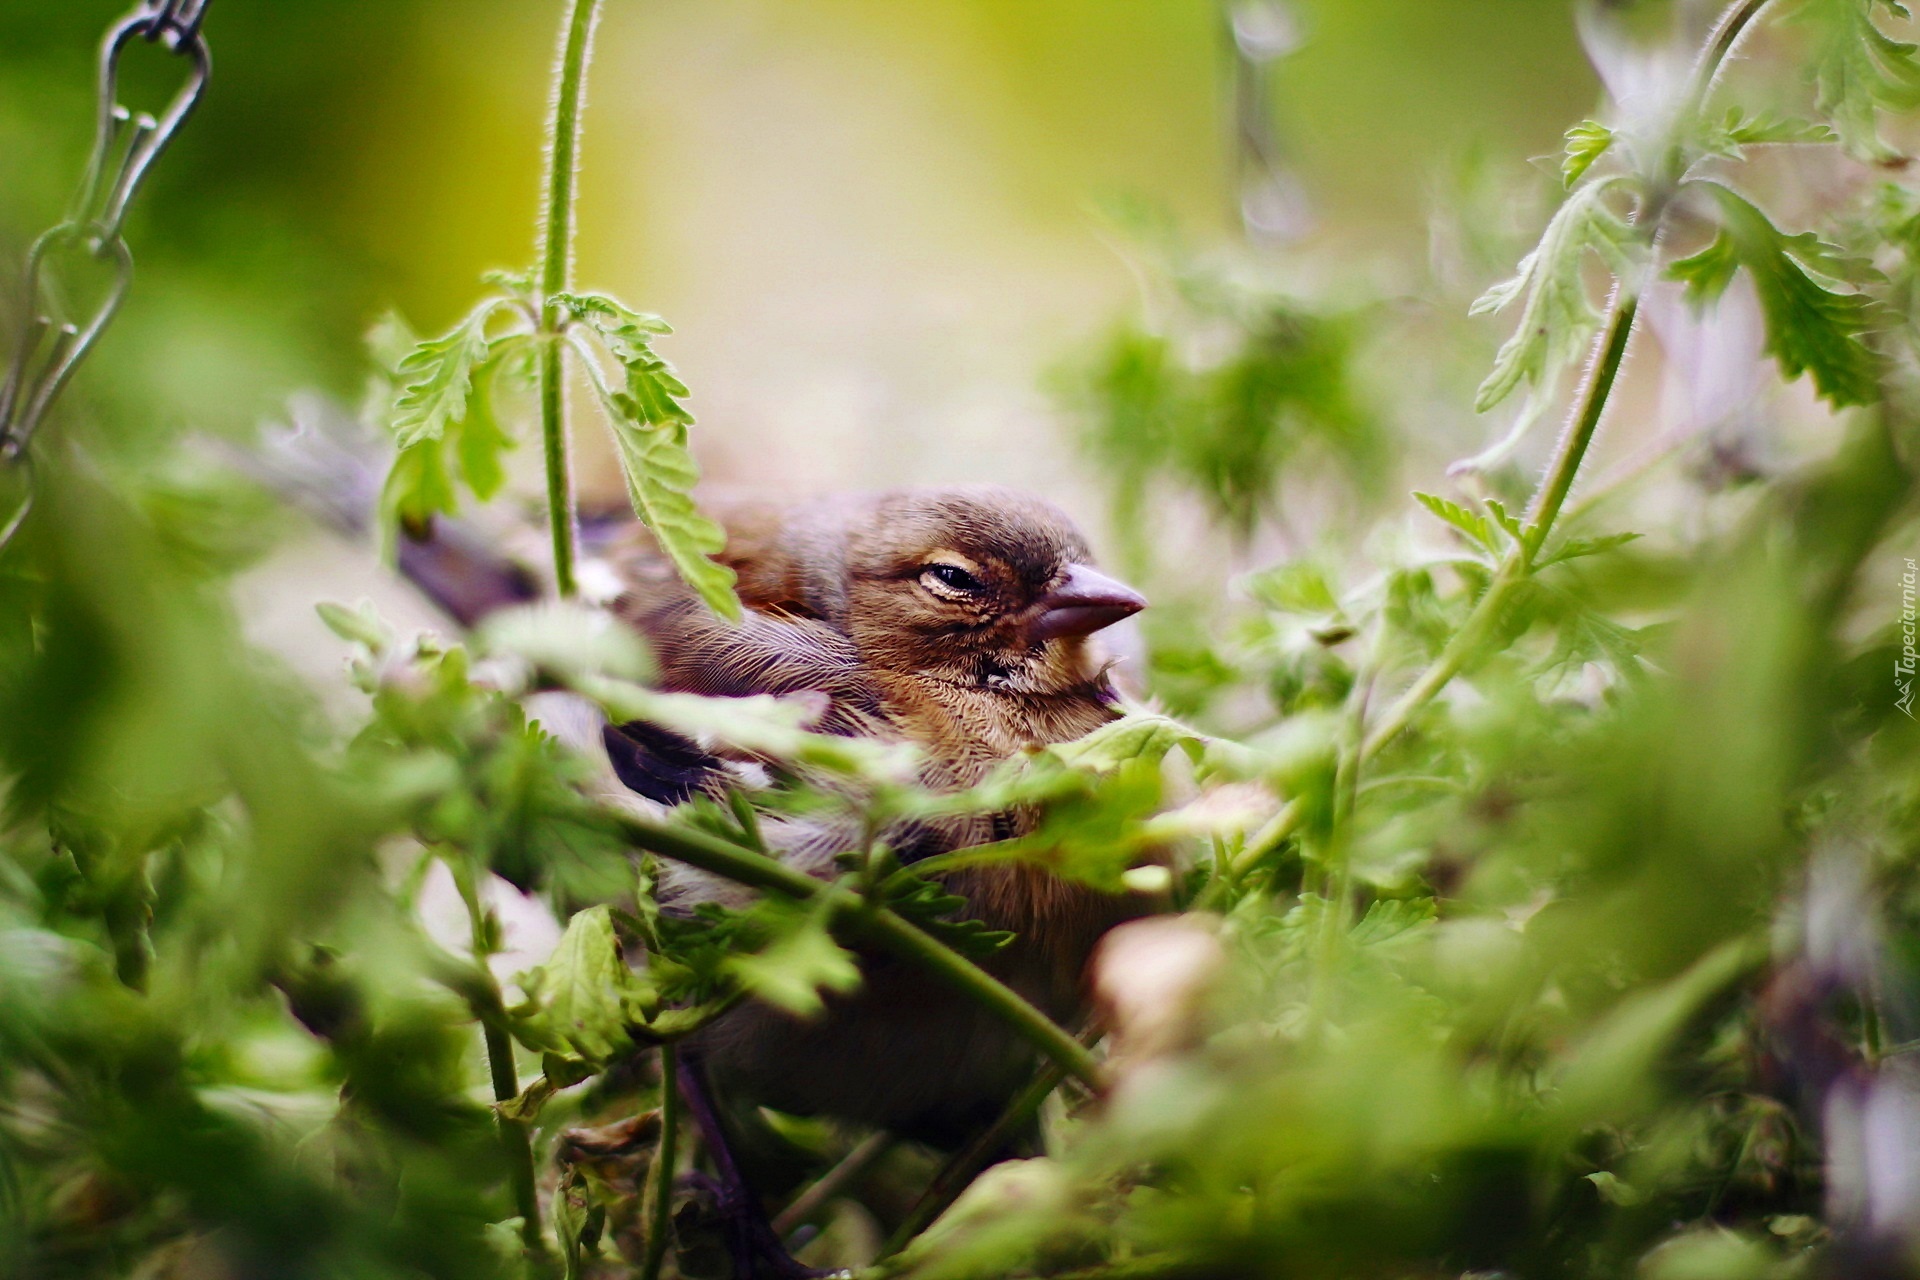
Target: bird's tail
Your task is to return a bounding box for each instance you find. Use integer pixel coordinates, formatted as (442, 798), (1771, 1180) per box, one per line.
(232, 395), (732, 803)
(232, 395), (551, 626)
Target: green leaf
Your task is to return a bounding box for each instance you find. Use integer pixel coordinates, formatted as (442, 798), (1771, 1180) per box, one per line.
(1537, 531), (1643, 568)
(1671, 182), (1881, 407)
(723, 900), (861, 1018)
(1472, 181), (1641, 412)
(1562, 120), (1614, 186)
(1585, 1170), (1645, 1207)
(1699, 106), (1838, 159)
(390, 301), (502, 448)
(561, 291), (742, 621)
(583, 677), (916, 782)
(513, 905), (656, 1065)
(375, 294), (531, 531)
(1048, 711), (1203, 772)
(605, 415), (741, 621)
(1413, 491), (1498, 554)
(554, 292), (688, 426)
(381, 433), (460, 530)
(1484, 497), (1525, 545)
(1786, 0), (1920, 160)
(454, 356), (515, 503)
(1349, 897), (1437, 947)
(881, 871), (1014, 960)
(1666, 233), (1743, 305)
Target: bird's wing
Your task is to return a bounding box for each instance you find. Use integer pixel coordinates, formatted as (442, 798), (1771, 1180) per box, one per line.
(612, 553), (887, 734)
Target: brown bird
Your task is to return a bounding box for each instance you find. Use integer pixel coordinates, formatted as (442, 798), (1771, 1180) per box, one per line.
(603, 487), (1149, 1277)
(245, 422), (1147, 1275)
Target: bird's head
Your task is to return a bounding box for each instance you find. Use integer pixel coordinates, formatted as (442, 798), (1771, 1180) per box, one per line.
(838, 487), (1146, 694)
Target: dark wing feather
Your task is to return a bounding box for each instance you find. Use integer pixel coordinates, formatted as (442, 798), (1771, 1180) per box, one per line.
(602, 719), (724, 805)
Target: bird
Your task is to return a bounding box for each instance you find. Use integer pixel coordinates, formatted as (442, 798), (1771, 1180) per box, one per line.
(239, 417), (1148, 1275)
(599, 486), (1150, 1277)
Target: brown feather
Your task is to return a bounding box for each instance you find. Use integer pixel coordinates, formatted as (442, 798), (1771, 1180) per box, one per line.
(607, 487), (1152, 1138)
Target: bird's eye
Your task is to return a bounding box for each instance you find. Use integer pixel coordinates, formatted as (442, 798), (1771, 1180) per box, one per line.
(922, 563), (983, 594)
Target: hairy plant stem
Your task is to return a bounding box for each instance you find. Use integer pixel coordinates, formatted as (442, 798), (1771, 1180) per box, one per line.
(534, 0), (601, 598)
(1357, 0), (1772, 762)
(640, 1043), (679, 1280)
(1522, 292), (1640, 555)
(605, 810), (1104, 1089)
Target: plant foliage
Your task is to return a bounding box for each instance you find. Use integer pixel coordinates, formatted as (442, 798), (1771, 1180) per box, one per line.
(4, 3), (1920, 1280)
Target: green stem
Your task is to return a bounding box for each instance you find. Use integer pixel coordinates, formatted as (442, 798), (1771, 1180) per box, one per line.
(453, 860), (546, 1255)
(485, 1019), (545, 1253)
(538, 341), (576, 598)
(534, 0), (602, 598)
(1357, 0), (1777, 762)
(878, 1054), (1073, 1259)
(605, 811), (1104, 1089)
(1683, 0), (1773, 133)
(1360, 554), (1523, 760)
(773, 1131), (894, 1237)
(1522, 292), (1640, 557)
(640, 1043), (679, 1280)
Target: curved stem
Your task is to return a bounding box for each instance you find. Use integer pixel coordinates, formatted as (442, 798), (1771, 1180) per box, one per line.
(604, 811), (1104, 1089)
(774, 1131), (894, 1237)
(878, 1054), (1073, 1258)
(534, 0), (602, 597)
(1360, 554), (1522, 760)
(1523, 291), (1641, 556)
(1359, 0), (1776, 760)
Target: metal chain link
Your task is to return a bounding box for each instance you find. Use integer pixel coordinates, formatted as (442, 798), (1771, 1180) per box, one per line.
(0, 0), (214, 549)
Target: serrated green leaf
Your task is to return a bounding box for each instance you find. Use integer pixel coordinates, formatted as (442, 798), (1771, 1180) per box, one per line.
(382, 432), (460, 530)
(1672, 182), (1881, 407)
(390, 301), (502, 448)
(1349, 897), (1437, 947)
(455, 354), (515, 503)
(1562, 120), (1614, 186)
(1537, 531), (1643, 568)
(555, 292), (689, 426)
(513, 905), (655, 1065)
(1484, 497), (1525, 545)
(1585, 1171), (1645, 1207)
(1786, 0), (1920, 160)
(1048, 711), (1201, 772)
(1413, 491), (1498, 553)
(1472, 181), (1641, 412)
(882, 871), (1014, 960)
(376, 297), (530, 532)
(605, 418), (741, 620)
(1699, 106), (1838, 159)
(482, 268), (536, 302)
(723, 900), (861, 1018)
(563, 295), (742, 621)
(1667, 234), (1743, 305)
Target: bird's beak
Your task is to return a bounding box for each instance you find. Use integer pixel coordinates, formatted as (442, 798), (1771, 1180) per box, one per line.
(1028, 563), (1147, 644)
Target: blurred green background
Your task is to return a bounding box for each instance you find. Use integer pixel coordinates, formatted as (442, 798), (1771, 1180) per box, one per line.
(0, 0), (1593, 505)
